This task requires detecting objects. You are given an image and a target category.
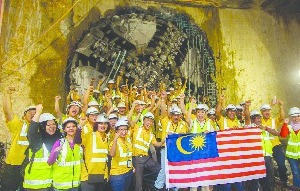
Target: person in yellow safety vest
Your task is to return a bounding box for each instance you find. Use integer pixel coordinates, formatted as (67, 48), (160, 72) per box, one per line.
(154, 102), (189, 190)
(117, 102), (127, 118)
(1, 87), (36, 191)
(80, 114), (110, 191)
(260, 102), (288, 187)
(186, 101), (216, 191)
(186, 102), (217, 134)
(216, 95), (242, 130)
(215, 95), (244, 191)
(244, 105), (279, 191)
(132, 112), (164, 191)
(23, 104), (62, 190)
(109, 119), (133, 191)
(48, 117), (82, 191)
(82, 107), (100, 135)
(107, 79), (116, 97)
(55, 95), (82, 124)
(280, 107), (300, 188)
(87, 100), (100, 111)
(108, 113), (119, 142)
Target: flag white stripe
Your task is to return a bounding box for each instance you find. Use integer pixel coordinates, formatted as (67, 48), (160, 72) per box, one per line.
(168, 165), (266, 178)
(168, 157), (264, 171)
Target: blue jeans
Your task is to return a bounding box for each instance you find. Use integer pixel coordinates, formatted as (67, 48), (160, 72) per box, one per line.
(110, 170), (133, 191)
(272, 145), (288, 183)
(287, 157), (300, 188)
(154, 148), (166, 189)
(217, 182), (243, 191)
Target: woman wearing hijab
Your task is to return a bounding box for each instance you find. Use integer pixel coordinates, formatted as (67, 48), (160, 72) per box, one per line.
(23, 104), (62, 190)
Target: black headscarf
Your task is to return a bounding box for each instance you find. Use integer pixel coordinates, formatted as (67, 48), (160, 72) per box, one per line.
(39, 121), (62, 152)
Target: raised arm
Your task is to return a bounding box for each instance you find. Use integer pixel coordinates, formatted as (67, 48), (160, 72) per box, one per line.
(54, 96), (63, 119)
(186, 97), (196, 127)
(3, 87), (15, 122)
(160, 91), (168, 119)
(28, 104), (43, 148)
(244, 100), (251, 125)
(178, 93), (187, 116)
(277, 99), (285, 122)
(216, 94), (225, 121)
(82, 86), (93, 114)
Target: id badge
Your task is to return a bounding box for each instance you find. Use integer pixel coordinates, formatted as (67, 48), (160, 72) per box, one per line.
(127, 160), (132, 168)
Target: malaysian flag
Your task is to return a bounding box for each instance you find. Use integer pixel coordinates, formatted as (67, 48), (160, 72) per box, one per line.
(166, 128), (266, 188)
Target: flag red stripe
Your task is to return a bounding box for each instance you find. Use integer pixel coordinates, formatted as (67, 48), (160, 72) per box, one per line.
(168, 153), (263, 166)
(169, 169), (266, 183)
(216, 131), (261, 138)
(217, 139), (262, 145)
(169, 161), (265, 174)
(218, 146), (262, 153)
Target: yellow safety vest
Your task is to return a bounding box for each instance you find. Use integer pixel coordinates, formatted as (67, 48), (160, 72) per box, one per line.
(191, 119), (213, 134)
(52, 139), (82, 189)
(133, 126), (154, 156)
(23, 144), (52, 189)
(286, 125), (300, 159)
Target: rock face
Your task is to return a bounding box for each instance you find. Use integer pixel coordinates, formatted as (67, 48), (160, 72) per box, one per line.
(0, 0), (300, 144)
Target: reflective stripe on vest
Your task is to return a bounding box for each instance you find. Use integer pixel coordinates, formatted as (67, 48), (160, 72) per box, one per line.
(166, 121), (183, 134)
(18, 122), (29, 146)
(53, 181), (80, 188)
(117, 141), (132, 166)
(134, 127), (154, 152)
(286, 125), (300, 159)
(24, 179), (52, 186)
(31, 144), (49, 162)
(191, 119), (210, 133)
(91, 132), (108, 163)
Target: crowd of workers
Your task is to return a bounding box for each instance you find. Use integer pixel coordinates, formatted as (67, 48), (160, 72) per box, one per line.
(1, 77), (300, 191)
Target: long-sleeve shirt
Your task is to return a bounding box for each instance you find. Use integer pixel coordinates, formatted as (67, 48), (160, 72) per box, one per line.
(280, 123), (299, 138)
(47, 139), (75, 165)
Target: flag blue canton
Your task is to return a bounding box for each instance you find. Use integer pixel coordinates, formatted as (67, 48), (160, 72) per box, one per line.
(166, 132), (219, 162)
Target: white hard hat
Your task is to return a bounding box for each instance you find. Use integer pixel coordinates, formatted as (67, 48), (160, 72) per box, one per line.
(119, 116), (128, 122)
(143, 112), (154, 120)
(86, 107), (99, 115)
(289, 107), (300, 117)
(62, 117), (78, 128)
(225, 104), (236, 111)
(195, 104), (209, 111)
(117, 102), (126, 108)
(139, 101), (146, 105)
(66, 101), (82, 113)
(88, 100), (99, 107)
(169, 107), (182, 115)
(208, 108), (216, 115)
(108, 114), (118, 120)
(24, 105), (36, 113)
(235, 105), (243, 111)
(93, 90), (100, 94)
(108, 80), (115, 84)
(169, 87), (174, 91)
(260, 104), (271, 111)
(96, 114), (109, 123)
(171, 98), (177, 102)
(250, 110), (262, 118)
(39, 113), (56, 123)
(132, 86), (137, 89)
(102, 87), (109, 91)
(115, 119), (128, 128)
(113, 95), (121, 99)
